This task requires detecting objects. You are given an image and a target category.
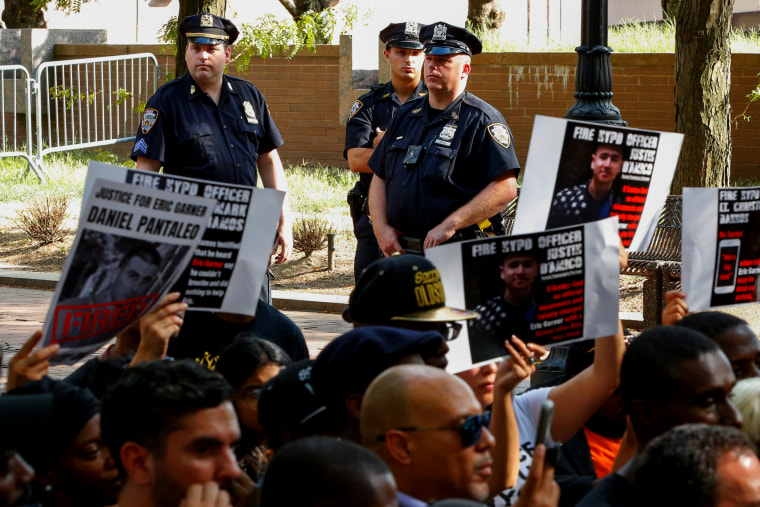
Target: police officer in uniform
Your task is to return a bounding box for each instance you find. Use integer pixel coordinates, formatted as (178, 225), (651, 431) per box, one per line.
(368, 22), (519, 256)
(344, 21), (427, 279)
(131, 13), (292, 268)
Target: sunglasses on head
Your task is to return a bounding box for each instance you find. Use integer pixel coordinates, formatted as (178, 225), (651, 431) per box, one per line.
(377, 412), (489, 448)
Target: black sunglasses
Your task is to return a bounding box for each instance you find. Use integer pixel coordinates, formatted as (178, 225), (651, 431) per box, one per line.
(377, 413), (489, 448)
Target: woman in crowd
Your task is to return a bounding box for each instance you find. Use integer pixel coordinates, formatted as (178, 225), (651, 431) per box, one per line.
(215, 334), (292, 482)
(6, 377), (120, 507)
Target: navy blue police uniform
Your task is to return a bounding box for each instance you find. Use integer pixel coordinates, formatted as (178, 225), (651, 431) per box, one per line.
(130, 13), (283, 305)
(344, 79), (427, 276)
(130, 12), (283, 186)
(368, 22), (519, 245)
(131, 71), (283, 186)
(345, 20), (426, 277)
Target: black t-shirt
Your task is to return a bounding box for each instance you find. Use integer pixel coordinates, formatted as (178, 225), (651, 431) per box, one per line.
(167, 300), (309, 367)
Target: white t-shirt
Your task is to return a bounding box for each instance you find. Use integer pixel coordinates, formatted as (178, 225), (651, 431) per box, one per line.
(490, 387), (557, 507)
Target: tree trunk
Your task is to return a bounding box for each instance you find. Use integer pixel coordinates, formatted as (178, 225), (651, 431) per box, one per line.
(661, 0), (682, 20)
(2, 0), (46, 28)
(278, 0), (332, 18)
(672, 0), (734, 193)
(467, 0), (506, 36)
(174, 0), (226, 78)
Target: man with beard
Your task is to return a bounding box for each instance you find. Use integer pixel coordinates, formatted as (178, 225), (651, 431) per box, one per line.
(100, 360), (243, 507)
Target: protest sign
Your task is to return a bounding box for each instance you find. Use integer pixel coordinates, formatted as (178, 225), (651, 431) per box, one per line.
(426, 217), (620, 372)
(683, 187), (760, 311)
(84, 162), (284, 316)
(512, 116), (683, 250)
(43, 178), (215, 364)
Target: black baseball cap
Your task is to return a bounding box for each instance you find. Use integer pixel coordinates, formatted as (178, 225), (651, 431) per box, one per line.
(343, 254), (478, 324)
(311, 326), (444, 408)
(379, 21), (424, 50)
(179, 12), (239, 45)
(420, 22), (482, 56)
(258, 359), (328, 450)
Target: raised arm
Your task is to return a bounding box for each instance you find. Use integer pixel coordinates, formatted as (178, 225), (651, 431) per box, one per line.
(547, 320), (626, 443)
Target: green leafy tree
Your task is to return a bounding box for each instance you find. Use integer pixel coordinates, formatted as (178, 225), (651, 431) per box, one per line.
(2, 0), (95, 28)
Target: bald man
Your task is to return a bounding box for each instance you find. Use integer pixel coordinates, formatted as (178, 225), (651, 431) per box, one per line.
(361, 364), (495, 505)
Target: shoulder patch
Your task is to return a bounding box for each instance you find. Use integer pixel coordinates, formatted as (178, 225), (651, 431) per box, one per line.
(487, 123), (511, 149)
(349, 100), (363, 120)
(141, 108), (158, 134)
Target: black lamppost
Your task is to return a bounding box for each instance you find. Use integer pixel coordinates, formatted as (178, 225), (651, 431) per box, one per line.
(565, 0), (626, 126)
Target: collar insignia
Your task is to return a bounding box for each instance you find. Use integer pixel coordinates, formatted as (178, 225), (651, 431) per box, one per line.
(190, 84), (196, 95)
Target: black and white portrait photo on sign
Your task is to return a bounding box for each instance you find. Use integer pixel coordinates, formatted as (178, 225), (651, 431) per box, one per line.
(427, 217), (620, 372)
(513, 116), (683, 250)
(85, 162), (284, 316)
(43, 178), (215, 365)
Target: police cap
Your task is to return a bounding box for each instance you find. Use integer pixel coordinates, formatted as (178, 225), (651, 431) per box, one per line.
(179, 12), (239, 45)
(420, 21), (482, 56)
(379, 21), (424, 50)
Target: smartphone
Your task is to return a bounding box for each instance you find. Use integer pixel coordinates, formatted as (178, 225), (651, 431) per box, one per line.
(535, 399), (554, 446)
(713, 238), (741, 294)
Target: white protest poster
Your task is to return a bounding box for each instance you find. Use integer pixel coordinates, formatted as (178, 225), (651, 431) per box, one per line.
(85, 162), (284, 316)
(512, 115), (683, 251)
(683, 187), (760, 312)
(43, 178), (215, 365)
(427, 217), (620, 373)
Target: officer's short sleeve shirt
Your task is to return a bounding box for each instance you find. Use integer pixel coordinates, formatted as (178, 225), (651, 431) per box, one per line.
(368, 91), (519, 237)
(131, 73), (283, 186)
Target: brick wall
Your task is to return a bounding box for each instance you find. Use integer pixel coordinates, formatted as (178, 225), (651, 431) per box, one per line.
(53, 44), (760, 182)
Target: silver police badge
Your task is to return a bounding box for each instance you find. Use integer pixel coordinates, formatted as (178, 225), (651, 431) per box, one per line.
(201, 13), (214, 27)
(141, 108), (158, 134)
(432, 24), (447, 41)
(405, 21), (418, 37)
(435, 124), (457, 146)
(349, 100), (363, 119)
(243, 101), (258, 124)
(487, 123), (511, 149)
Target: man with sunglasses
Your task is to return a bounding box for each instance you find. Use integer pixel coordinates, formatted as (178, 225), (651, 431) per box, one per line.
(342, 254), (477, 369)
(361, 364), (495, 505)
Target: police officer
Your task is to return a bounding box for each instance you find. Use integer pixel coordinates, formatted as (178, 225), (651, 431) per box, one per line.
(131, 13), (292, 266)
(344, 21), (427, 279)
(368, 22), (519, 256)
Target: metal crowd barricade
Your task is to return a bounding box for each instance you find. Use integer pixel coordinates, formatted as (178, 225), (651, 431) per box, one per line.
(34, 53), (160, 174)
(0, 65), (45, 181)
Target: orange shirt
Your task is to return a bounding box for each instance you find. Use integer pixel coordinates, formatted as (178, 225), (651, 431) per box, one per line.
(583, 425), (623, 478)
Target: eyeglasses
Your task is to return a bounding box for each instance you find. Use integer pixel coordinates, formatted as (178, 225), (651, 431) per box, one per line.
(235, 387), (263, 409)
(440, 322), (462, 342)
(400, 321), (463, 341)
(377, 413), (489, 448)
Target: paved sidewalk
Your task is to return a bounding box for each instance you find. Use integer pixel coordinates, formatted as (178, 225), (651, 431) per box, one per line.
(0, 285), (351, 386)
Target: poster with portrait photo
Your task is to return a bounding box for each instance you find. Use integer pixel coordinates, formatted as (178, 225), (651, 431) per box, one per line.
(683, 187), (760, 311)
(84, 162), (284, 316)
(43, 178), (215, 365)
(426, 217), (620, 373)
(513, 116), (683, 251)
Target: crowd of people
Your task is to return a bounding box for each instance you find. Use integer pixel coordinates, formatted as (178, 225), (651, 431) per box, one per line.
(2, 12), (760, 507)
